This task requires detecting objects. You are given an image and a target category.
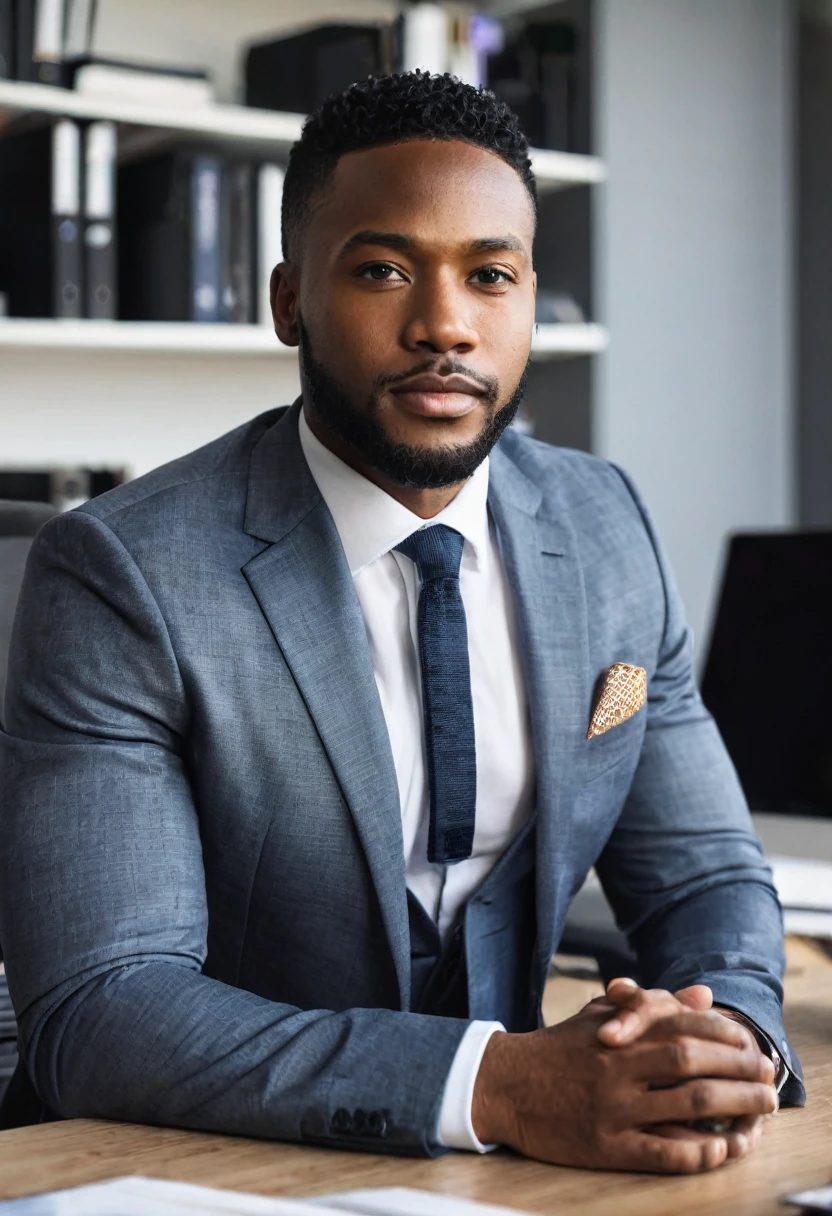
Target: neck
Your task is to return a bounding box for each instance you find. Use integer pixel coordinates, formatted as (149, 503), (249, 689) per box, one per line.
(303, 403), (467, 519)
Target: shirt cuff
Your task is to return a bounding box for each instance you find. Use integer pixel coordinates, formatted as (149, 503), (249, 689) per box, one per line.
(436, 1020), (505, 1152)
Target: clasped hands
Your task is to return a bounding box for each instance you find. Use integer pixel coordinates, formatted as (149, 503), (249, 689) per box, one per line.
(471, 977), (778, 1173)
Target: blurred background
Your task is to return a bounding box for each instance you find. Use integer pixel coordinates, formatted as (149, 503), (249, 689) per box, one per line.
(0, 0), (828, 660)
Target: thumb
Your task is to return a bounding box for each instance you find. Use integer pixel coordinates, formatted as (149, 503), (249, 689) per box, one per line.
(675, 984), (713, 1011)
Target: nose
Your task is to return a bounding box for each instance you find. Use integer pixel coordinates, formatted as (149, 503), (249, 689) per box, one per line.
(400, 270), (479, 356)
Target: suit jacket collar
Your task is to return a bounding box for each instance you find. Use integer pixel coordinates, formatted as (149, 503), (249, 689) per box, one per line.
(488, 441), (588, 973)
(243, 399), (317, 545)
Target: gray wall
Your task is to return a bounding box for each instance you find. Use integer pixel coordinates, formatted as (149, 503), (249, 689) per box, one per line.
(593, 0), (795, 656)
(797, 7), (832, 527)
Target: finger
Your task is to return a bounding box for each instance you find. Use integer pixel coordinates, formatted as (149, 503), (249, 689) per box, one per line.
(649, 1120), (758, 1163)
(639, 1009), (759, 1052)
(674, 984), (713, 1012)
(598, 986), (681, 1046)
(627, 1037), (775, 1086)
(639, 1079), (778, 1126)
(615, 1128), (730, 1174)
(723, 1114), (766, 1159)
(606, 976), (641, 998)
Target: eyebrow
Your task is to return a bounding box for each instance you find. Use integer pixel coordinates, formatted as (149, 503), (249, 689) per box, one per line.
(338, 230), (527, 258)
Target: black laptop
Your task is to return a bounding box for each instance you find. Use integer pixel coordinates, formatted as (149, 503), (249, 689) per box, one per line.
(701, 532), (832, 821)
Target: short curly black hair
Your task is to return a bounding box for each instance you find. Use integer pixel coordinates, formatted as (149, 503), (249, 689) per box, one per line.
(281, 70), (537, 262)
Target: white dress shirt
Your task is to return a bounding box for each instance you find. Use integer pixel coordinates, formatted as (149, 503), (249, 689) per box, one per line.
(298, 411), (534, 1151)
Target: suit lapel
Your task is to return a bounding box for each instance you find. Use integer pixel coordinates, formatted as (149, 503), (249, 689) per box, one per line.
(241, 403), (410, 1008)
(488, 445), (591, 973)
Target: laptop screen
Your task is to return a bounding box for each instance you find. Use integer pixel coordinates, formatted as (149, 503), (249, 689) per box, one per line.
(701, 532), (832, 819)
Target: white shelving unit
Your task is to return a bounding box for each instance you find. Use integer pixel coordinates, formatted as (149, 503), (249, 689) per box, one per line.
(0, 80), (608, 360)
(0, 319), (608, 360)
(0, 80), (605, 194)
(1, 25), (608, 475)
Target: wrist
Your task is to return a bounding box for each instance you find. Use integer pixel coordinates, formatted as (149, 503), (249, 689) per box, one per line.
(471, 1030), (517, 1146)
(714, 1005), (784, 1089)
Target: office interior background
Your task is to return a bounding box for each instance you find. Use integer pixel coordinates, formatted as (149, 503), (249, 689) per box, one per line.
(0, 0), (830, 700)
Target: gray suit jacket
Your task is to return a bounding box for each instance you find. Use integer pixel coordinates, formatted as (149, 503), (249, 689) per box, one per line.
(0, 401), (804, 1153)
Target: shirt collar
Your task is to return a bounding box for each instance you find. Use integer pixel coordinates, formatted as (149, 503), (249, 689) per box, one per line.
(298, 409), (490, 576)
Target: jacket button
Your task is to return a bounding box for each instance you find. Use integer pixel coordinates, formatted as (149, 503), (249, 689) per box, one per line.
(331, 1107), (353, 1134)
(353, 1108), (368, 1134)
(368, 1110), (387, 1137)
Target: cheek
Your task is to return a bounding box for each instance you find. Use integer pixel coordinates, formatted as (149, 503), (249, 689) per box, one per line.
(314, 297), (404, 380)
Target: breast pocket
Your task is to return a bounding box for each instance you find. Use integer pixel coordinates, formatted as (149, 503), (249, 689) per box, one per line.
(583, 709), (646, 786)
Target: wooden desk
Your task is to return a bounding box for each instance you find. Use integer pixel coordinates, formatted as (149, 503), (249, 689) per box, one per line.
(0, 940), (830, 1215)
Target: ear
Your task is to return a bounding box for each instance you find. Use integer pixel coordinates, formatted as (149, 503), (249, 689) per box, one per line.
(271, 262), (300, 347)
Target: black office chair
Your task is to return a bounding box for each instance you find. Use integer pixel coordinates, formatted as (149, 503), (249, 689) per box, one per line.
(0, 500), (57, 1108)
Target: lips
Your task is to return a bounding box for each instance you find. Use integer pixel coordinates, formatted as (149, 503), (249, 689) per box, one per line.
(388, 372), (486, 419)
(390, 373), (485, 396)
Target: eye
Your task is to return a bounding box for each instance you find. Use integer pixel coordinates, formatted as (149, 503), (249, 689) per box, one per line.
(357, 263), (407, 282)
(471, 266), (514, 286)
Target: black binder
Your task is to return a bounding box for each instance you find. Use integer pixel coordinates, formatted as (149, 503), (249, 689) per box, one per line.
(83, 120), (117, 319)
(0, 119), (83, 317)
(118, 150), (223, 322)
(0, 0), (14, 78)
(16, 0), (66, 84)
(221, 161), (254, 323)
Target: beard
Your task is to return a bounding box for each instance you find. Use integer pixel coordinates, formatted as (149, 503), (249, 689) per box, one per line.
(297, 317), (529, 490)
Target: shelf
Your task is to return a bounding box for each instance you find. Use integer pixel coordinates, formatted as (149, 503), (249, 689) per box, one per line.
(528, 148), (606, 192)
(531, 322), (609, 358)
(0, 80), (605, 193)
(0, 320), (608, 359)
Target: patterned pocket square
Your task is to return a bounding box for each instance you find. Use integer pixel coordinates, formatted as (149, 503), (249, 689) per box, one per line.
(587, 662), (647, 739)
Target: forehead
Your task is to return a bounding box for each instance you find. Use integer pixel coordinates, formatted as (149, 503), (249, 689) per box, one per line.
(308, 139), (535, 256)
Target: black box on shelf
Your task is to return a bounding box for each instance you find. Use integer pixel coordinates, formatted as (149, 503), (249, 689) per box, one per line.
(487, 21), (578, 152)
(245, 24), (388, 115)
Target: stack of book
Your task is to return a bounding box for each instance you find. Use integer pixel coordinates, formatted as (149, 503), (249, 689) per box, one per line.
(0, 120), (285, 324)
(1, 0), (213, 106)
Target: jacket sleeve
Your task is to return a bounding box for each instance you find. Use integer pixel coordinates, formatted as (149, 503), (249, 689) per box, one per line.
(0, 510), (467, 1152)
(593, 466), (805, 1108)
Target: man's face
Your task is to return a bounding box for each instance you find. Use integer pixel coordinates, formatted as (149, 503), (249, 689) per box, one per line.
(273, 138), (536, 489)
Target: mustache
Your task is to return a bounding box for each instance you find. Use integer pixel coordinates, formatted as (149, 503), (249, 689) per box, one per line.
(376, 359), (499, 402)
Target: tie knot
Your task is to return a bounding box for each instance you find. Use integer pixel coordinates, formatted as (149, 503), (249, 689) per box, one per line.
(395, 525), (465, 581)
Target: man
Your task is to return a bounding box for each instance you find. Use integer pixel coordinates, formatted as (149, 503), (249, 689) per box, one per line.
(0, 72), (803, 1173)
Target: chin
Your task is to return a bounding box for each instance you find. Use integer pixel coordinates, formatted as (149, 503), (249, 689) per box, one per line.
(383, 409), (488, 448)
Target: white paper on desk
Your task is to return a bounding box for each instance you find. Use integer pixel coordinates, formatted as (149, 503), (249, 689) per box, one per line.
(0, 1176), (347, 1215)
(782, 1183), (832, 1211)
(318, 1188), (532, 1216)
(770, 856), (832, 913)
(782, 908), (832, 939)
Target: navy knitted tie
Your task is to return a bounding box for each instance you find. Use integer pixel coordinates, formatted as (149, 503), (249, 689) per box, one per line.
(395, 525), (476, 864)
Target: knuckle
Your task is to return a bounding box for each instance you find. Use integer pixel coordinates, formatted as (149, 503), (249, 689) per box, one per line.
(671, 1037), (696, 1074)
(737, 1026), (756, 1052)
(688, 1080), (714, 1117)
(683, 1145), (709, 1174)
(596, 1049), (617, 1083)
